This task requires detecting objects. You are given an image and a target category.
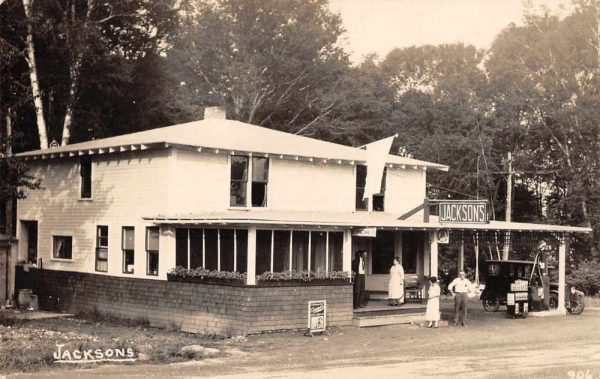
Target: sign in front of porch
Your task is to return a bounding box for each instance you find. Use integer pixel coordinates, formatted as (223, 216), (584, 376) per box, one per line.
(308, 300), (327, 334)
(439, 201), (489, 224)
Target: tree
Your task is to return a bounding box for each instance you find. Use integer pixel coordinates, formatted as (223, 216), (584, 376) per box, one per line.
(167, 0), (348, 133)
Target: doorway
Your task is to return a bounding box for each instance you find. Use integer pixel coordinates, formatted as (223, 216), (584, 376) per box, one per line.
(21, 221), (38, 264)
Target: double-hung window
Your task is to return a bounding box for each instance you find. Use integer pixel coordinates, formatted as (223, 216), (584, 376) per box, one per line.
(230, 156), (249, 207)
(230, 156), (269, 207)
(355, 165), (386, 211)
(146, 227), (159, 276)
(122, 227), (135, 274)
(251, 157), (268, 207)
(80, 156), (92, 199)
(53, 236), (73, 259)
(95, 226), (108, 272)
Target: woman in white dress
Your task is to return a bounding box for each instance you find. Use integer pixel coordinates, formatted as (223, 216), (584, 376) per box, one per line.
(426, 276), (441, 328)
(388, 257), (404, 306)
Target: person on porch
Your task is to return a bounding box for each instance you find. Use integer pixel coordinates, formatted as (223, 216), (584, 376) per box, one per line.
(448, 270), (472, 326)
(388, 257), (404, 306)
(352, 250), (368, 309)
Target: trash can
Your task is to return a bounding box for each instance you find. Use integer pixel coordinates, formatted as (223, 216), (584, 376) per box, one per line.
(18, 289), (33, 309)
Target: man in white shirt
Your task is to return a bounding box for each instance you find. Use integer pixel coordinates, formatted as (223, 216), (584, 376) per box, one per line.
(448, 271), (472, 326)
(352, 250), (368, 309)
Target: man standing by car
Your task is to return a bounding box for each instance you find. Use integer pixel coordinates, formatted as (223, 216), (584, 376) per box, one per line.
(448, 271), (472, 326)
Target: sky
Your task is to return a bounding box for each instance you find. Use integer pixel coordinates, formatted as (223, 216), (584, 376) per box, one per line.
(328, 0), (574, 63)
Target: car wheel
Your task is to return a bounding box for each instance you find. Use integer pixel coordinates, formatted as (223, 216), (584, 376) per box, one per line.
(482, 293), (500, 312)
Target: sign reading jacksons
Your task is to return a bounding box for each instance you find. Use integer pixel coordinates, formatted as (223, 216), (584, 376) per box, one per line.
(438, 201), (489, 224)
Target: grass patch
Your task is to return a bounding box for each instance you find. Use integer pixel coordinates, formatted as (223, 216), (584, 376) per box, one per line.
(0, 315), (233, 374)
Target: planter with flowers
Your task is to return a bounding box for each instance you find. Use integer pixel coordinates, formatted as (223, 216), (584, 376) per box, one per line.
(256, 270), (351, 287)
(167, 266), (246, 286)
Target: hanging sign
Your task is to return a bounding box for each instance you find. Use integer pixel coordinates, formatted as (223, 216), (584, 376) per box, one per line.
(438, 201), (489, 224)
(307, 300), (327, 334)
(437, 229), (450, 244)
(352, 227), (377, 238)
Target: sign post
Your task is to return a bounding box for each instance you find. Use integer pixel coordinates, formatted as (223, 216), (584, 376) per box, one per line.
(306, 300), (327, 337)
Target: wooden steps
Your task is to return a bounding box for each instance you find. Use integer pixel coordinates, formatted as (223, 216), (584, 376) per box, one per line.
(353, 300), (426, 327)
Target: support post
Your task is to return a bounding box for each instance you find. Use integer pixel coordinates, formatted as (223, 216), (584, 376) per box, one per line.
(557, 234), (567, 314)
(474, 233), (480, 286)
(246, 227), (257, 285)
(342, 229), (352, 274)
(459, 238), (465, 272)
(429, 231), (438, 278)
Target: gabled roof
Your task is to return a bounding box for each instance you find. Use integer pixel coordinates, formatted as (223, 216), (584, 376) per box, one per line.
(15, 119), (449, 171)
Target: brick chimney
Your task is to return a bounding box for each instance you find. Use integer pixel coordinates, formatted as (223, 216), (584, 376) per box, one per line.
(203, 106), (226, 120)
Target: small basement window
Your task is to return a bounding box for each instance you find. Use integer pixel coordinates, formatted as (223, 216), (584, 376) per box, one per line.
(53, 236), (73, 259)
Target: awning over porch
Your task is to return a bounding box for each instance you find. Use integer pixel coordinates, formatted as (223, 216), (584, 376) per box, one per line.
(143, 210), (592, 234)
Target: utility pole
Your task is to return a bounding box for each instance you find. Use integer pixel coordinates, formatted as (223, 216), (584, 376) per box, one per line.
(503, 152), (512, 260)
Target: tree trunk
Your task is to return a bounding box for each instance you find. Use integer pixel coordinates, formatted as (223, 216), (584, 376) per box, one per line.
(61, 54), (82, 146)
(22, 0), (49, 150)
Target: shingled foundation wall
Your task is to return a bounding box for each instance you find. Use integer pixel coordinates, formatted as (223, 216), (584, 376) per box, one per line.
(16, 267), (353, 335)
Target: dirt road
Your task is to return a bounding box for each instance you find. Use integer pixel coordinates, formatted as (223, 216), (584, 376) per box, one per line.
(7, 300), (600, 378)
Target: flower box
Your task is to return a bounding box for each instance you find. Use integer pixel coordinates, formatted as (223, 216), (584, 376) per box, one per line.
(256, 278), (350, 287)
(167, 273), (246, 286)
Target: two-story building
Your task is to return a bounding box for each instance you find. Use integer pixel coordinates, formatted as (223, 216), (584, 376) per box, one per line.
(11, 110), (591, 334)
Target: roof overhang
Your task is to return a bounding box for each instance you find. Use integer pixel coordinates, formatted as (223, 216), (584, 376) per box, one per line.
(15, 142), (447, 171)
(142, 211), (592, 234)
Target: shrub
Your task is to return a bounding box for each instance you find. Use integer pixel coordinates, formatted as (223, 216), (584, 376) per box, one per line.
(568, 260), (600, 296)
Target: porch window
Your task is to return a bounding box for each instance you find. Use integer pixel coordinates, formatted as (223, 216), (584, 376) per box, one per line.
(146, 227), (160, 276)
(190, 228), (204, 269)
(311, 232), (327, 273)
(175, 228), (189, 268)
(273, 230), (290, 272)
(328, 232), (344, 272)
(355, 165), (368, 210)
(230, 156), (249, 207)
(220, 229), (235, 272)
(256, 230), (272, 275)
(80, 156), (92, 199)
(122, 227), (135, 274)
(53, 236), (72, 259)
(95, 225), (108, 272)
(204, 229), (218, 270)
(292, 231), (309, 271)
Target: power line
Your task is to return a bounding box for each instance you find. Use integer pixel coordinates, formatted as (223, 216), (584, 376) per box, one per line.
(426, 183), (479, 199)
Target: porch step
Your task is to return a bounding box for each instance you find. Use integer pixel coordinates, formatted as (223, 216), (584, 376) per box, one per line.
(353, 300), (427, 327)
(353, 312), (426, 327)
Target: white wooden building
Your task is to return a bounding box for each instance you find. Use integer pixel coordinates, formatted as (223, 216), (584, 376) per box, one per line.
(11, 111), (591, 316)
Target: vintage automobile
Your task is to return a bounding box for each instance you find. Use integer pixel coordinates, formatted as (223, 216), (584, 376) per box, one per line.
(480, 259), (585, 315)
(480, 260), (534, 312)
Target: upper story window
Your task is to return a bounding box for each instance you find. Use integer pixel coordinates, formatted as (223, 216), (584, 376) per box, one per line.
(80, 156), (92, 199)
(251, 157), (269, 207)
(355, 165), (386, 212)
(355, 165), (368, 211)
(373, 168), (387, 212)
(53, 236), (72, 259)
(230, 155), (269, 207)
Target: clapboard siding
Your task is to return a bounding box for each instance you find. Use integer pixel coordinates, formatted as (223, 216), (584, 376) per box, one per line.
(17, 149), (170, 279)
